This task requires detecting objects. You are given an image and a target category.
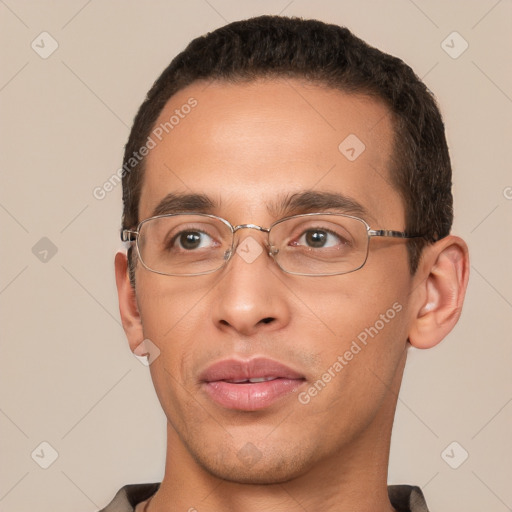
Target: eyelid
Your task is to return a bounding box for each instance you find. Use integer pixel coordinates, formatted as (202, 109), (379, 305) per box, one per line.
(284, 219), (353, 244)
(168, 220), (224, 235)
(298, 229), (350, 248)
(160, 222), (219, 248)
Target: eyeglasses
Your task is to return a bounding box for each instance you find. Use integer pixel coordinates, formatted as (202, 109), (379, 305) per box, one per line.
(121, 213), (423, 277)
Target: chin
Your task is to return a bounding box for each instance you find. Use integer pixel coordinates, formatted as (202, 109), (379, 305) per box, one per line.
(190, 442), (312, 485)
(203, 461), (307, 485)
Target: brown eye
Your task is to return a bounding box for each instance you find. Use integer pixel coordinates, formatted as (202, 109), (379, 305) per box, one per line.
(179, 232), (202, 250)
(305, 230), (328, 247)
(297, 228), (346, 249)
(173, 231), (213, 250)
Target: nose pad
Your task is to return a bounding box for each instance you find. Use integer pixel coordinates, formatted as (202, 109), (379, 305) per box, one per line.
(223, 248), (233, 261)
(269, 246), (279, 257)
(267, 245), (280, 264)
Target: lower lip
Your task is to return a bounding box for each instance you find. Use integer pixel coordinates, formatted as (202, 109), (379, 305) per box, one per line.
(203, 378), (305, 411)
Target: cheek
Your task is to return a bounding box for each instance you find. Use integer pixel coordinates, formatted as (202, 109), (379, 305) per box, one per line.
(294, 291), (409, 429)
(137, 271), (208, 329)
(290, 255), (410, 340)
(136, 277), (213, 430)
(135, 275), (212, 376)
(291, 258), (411, 393)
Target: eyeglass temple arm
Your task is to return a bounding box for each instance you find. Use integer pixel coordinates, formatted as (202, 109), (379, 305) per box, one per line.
(368, 229), (425, 239)
(121, 229), (137, 242)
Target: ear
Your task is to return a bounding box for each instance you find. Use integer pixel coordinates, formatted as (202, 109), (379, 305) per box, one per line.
(408, 235), (469, 349)
(115, 250), (144, 352)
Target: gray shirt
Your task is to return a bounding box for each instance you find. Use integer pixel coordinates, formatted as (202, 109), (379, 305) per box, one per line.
(99, 483), (430, 511)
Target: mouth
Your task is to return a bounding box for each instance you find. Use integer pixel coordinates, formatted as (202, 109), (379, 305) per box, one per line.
(223, 376), (281, 384)
(199, 358), (306, 411)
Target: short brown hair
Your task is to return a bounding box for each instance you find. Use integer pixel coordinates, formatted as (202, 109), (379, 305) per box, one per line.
(121, 15), (451, 279)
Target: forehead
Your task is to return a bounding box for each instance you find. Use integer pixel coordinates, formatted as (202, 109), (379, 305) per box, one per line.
(140, 79), (404, 227)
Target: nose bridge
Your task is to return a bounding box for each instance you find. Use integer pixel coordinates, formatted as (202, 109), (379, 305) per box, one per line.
(230, 224), (272, 255)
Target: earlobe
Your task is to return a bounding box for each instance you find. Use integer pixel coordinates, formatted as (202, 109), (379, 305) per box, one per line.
(114, 251), (144, 352)
(408, 236), (469, 349)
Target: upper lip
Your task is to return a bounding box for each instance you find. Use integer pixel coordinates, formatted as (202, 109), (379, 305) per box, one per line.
(199, 357), (305, 382)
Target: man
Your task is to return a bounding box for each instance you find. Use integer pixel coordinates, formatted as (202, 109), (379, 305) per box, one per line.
(104, 15), (469, 512)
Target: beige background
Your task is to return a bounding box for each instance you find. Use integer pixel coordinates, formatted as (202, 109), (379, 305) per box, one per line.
(0, 1), (511, 511)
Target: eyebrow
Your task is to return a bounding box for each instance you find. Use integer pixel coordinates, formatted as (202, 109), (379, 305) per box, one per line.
(275, 191), (371, 220)
(150, 190), (371, 222)
(151, 193), (218, 217)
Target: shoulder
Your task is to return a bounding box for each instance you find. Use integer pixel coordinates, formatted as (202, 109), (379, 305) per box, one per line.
(98, 483), (160, 512)
(99, 482), (427, 511)
(388, 485), (430, 512)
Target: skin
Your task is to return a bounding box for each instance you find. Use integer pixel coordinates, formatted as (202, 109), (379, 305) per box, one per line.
(115, 79), (469, 512)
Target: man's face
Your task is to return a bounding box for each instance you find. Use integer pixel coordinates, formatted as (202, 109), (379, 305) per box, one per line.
(134, 79), (415, 483)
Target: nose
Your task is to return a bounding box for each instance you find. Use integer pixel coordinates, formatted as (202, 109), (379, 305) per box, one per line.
(211, 233), (291, 337)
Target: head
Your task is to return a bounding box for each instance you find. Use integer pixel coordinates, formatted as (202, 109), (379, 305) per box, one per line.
(121, 15), (452, 282)
(115, 16), (468, 485)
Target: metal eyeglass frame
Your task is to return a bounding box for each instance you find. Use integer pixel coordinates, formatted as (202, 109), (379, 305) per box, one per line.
(121, 212), (425, 277)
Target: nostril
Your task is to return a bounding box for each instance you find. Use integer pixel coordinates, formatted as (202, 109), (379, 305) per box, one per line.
(260, 317), (274, 324)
